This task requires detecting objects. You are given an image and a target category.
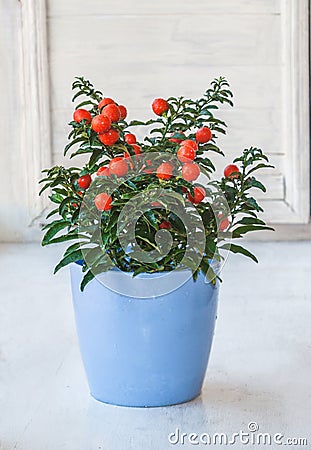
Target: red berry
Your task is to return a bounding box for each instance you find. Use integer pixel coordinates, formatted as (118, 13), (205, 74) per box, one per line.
(94, 192), (112, 211)
(118, 105), (127, 120)
(180, 139), (198, 150)
(98, 129), (119, 146)
(159, 221), (172, 230)
(124, 144), (141, 161)
(73, 109), (92, 124)
(224, 164), (240, 179)
(130, 144), (141, 155)
(152, 98), (169, 116)
(96, 166), (110, 177)
(98, 98), (115, 110)
(78, 174), (92, 189)
(91, 115), (111, 134)
(182, 163), (200, 181)
(177, 145), (196, 163)
(188, 186), (206, 204)
(169, 131), (185, 144)
(102, 104), (121, 122)
(125, 133), (136, 144)
(109, 157), (128, 177)
(196, 127), (212, 143)
(219, 217), (230, 231)
(156, 162), (173, 180)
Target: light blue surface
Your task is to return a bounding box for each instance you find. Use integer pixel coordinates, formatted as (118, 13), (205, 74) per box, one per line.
(70, 264), (219, 407)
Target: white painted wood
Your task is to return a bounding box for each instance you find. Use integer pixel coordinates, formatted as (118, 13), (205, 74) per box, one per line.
(281, 0), (310, 223)
(20, 0), (52, 218)
(0, 0), (52, 241)
(1, 242), (311, 447)
(47, 0), (281, 16)
(0, 1), (45, 241)
(46, 0), (309, 225)
(0, 0), (304, 240)
(0, 0), (22, 241)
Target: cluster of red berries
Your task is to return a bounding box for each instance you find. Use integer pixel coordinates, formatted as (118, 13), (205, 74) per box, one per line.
(73, 97), (127, 146)
(73, 97), (240, 232)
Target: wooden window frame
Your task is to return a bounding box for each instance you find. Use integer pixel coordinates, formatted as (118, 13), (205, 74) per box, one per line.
(20, 0), (310, 228)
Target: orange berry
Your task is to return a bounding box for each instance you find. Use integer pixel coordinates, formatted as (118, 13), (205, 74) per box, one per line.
(182, 162), (200, 181)
(109, 157), (128, 177)
(152, 98), (169, 116)
(73, 109), (92, 124)
(78, 174), (92, 189)
(96, 166), (110, 177)
(159, 221), (172, 229)
(118, 105), (127, 120)
(224, 164), (240, 179)
(94, 192), (112, 211)
(91, 115), (111, 134)
(188, 186), (206, 204)
(98, 98), (115, 110)
(177, 145), (196, 163)
(196, 127), (212, 143)
(125, 133), (136, 144)
(219, 217), (230, 231)
(180, 139), (198, 150)
(156, 162), (173, 180)
(101, 103), (121, 122)
(98, 129), (119, 146)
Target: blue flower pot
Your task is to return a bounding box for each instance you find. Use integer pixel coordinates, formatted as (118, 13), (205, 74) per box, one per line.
(70, 263), (219, 407)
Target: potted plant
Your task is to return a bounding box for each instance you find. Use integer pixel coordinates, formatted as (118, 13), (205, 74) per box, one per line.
(40, 77), (273, 407)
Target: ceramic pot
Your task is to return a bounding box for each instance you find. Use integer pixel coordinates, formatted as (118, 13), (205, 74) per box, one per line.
(70, 263), (219, 407)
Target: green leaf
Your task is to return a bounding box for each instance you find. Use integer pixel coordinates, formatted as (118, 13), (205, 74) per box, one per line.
(75, 100), (97, 109)
(54, 249), (84, 274)
(39, 182), (52, 196)
(70, 146), (95, 157)
(80, 261), (113, 291)
(64, 137), (87, 156)
(83, 246), (106, 265)
(63, 242), (84, 258)
(144, 210), (157, 228)
(59, 197), (78, 216)
(235, 217), (266, 226)
(245, 177), (266, 192)
(80, 269), (95, 291)
(128, 120), (146, 126)
(47, 232), (89, 245)
(42, 220), (71, 246)
(89, 148), (104, 168)
(49, 193), (64, 204)
(45, 208), (59, 220)
(200, 257), (217, 284)
(245, 163), (274, 176)
(220, 243), (258, 263)
(232, 224), (274, 238)
(133, 266), (148, 277)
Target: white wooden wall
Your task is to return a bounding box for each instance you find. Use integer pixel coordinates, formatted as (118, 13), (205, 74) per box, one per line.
(0, 0), (309, 241)
(0, 0), (35, 241)
(47, 0), (310, 224)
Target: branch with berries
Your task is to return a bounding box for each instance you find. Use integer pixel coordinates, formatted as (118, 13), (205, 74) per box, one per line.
(39, 76), (274, 290)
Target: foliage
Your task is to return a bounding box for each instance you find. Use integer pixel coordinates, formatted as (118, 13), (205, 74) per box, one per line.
(40, 76), (274, 290)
